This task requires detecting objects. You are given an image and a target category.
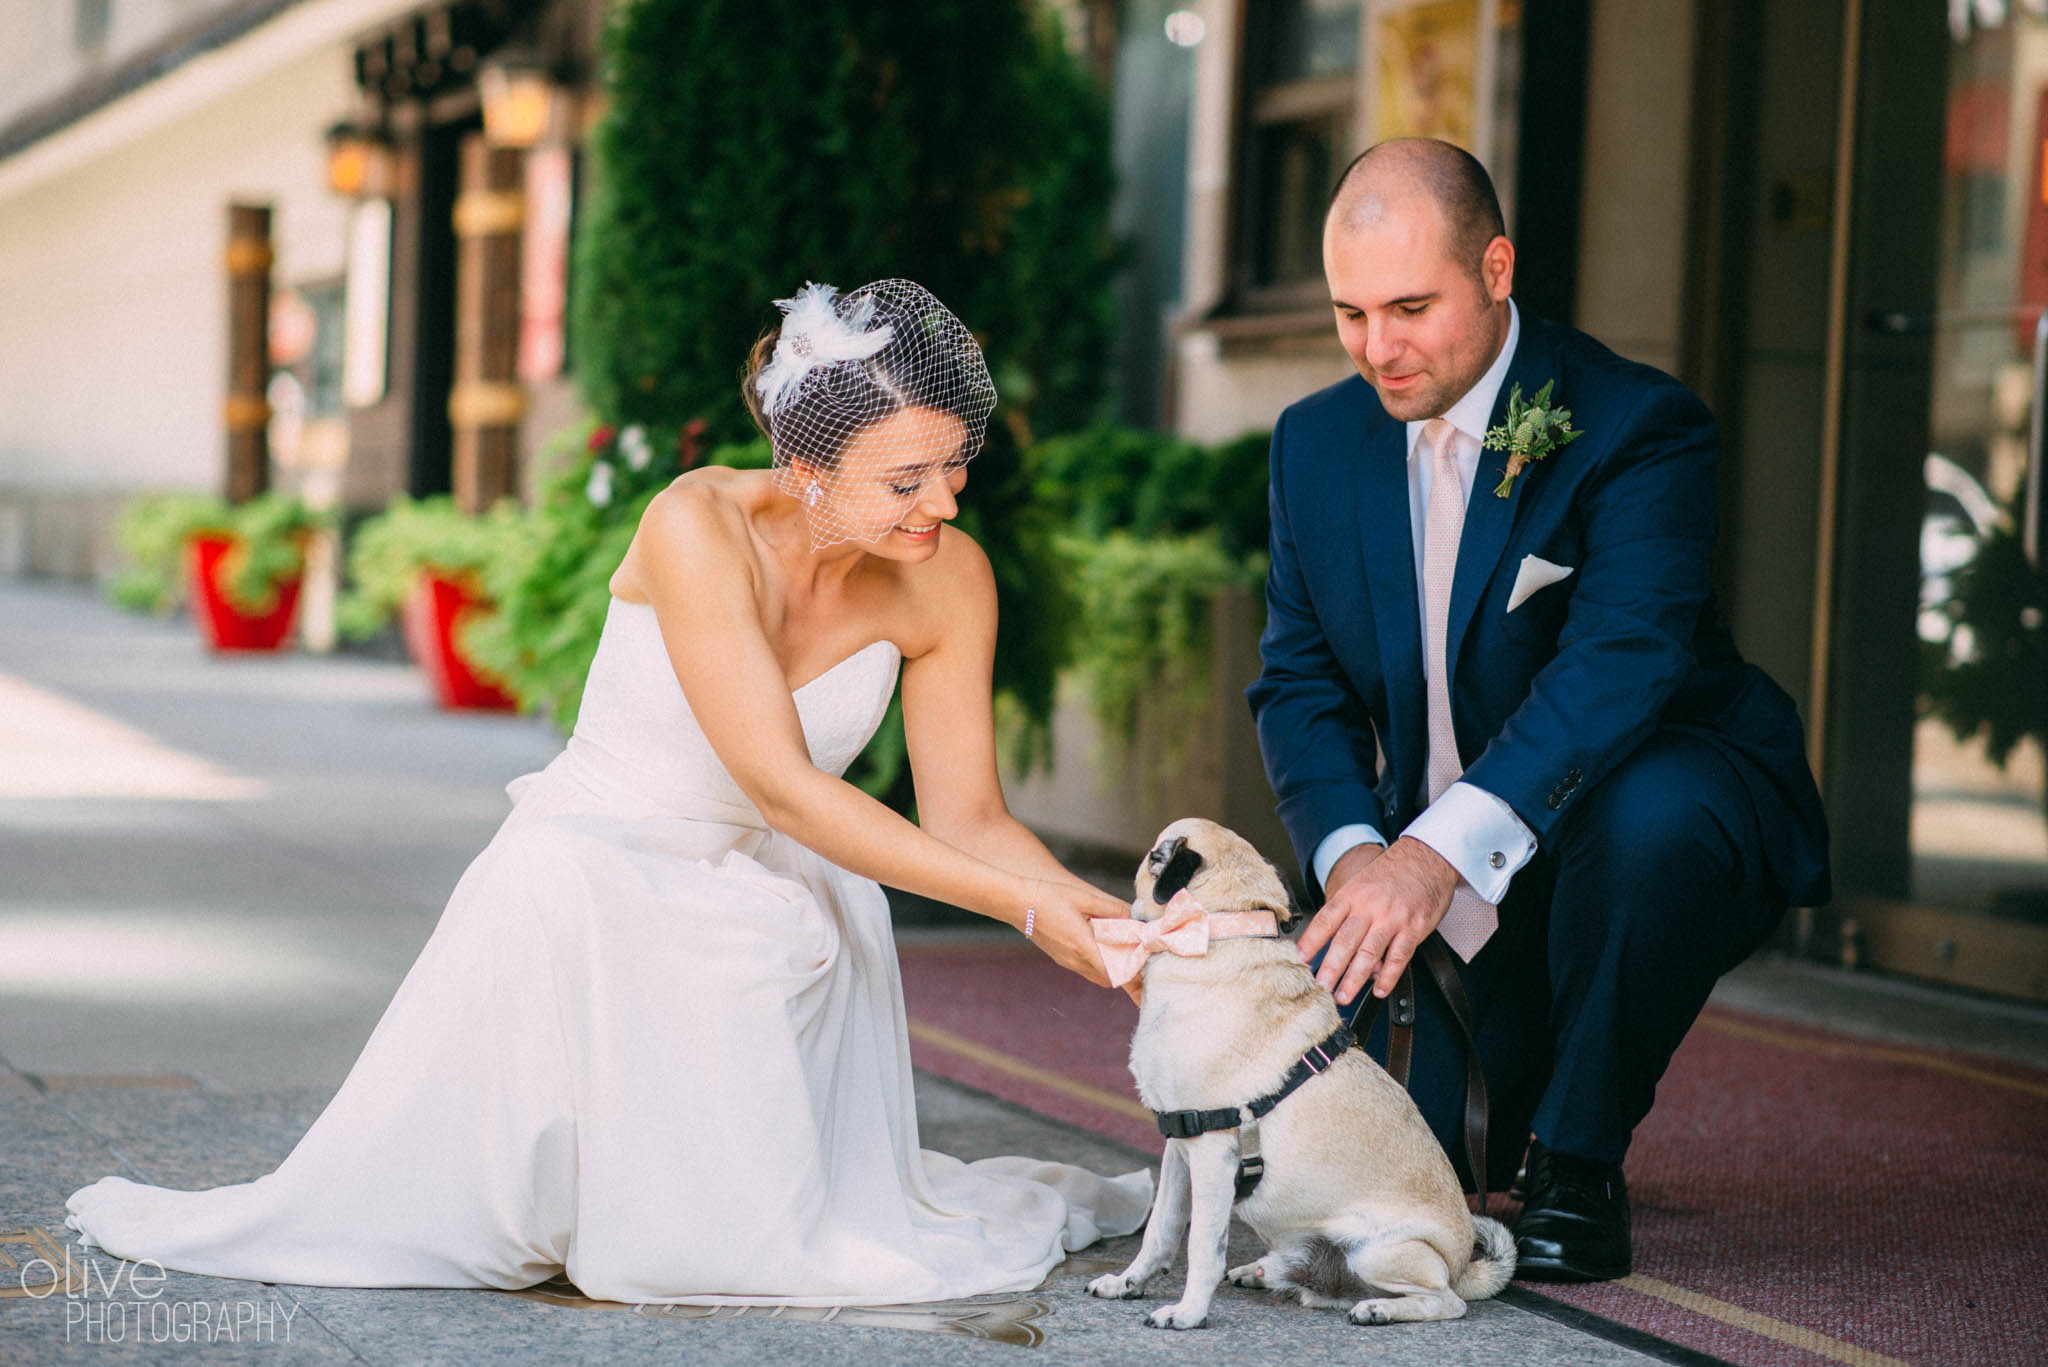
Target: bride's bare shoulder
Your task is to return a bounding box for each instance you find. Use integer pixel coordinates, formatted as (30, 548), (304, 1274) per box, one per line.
(896, 524), (996, 655)
(611, 469), (769, 601)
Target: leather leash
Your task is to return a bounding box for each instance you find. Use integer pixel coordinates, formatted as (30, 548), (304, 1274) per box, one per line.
(1350, 931), (1491, 1220)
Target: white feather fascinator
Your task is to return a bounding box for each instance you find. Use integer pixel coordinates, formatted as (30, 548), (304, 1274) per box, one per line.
(753, 282), (895, 417)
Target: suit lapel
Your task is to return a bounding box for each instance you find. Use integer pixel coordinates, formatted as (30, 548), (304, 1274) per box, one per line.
(1445, 321), (1555, 685)
(1356, 405), (1426, 802)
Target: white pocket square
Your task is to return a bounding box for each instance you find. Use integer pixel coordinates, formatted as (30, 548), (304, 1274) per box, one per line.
(1507, 555), (1574, 612)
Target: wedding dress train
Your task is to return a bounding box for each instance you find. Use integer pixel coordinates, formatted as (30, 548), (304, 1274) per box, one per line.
(66, 598), (1151, 1304)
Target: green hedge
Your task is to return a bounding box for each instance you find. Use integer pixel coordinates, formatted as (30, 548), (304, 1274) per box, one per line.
(479, 0), (1119, 805)
(573, 0), (1116, 446)
(1027, 424), (1273, 751)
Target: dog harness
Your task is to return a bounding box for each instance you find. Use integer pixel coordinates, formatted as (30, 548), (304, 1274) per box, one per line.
(1131, 835), (1495, 1214)
(1131, 833), (1351, 1199)
(1152, 1023), (1355, 1199)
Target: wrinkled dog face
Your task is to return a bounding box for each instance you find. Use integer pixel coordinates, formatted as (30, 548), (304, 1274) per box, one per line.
(1132, 817), (1294, 925)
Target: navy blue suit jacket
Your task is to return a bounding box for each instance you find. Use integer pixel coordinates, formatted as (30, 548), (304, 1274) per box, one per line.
(1247, 315), (1830, 911)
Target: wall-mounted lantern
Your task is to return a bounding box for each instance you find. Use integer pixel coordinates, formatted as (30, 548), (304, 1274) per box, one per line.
(478, 50), (556, 149)
(323, 120), (392, 198)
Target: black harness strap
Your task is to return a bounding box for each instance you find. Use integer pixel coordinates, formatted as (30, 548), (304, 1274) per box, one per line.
(1151, 1022), (1354, 1141)
(1244, 1023), (1354, 1121)
(1153, 1107), (1240, 1140)
(1145, 931), (1493, 1213)
(1232, 1145), (1265, 1202)
(1152, 1023), (1355, 1198)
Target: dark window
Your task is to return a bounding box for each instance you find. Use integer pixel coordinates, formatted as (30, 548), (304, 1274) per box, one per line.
(1257, 0), (1362, 82)
(1236, 0), (1362, 306)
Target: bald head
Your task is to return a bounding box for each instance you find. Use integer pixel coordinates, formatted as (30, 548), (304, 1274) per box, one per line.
(1321, 139), (1514, 421)
(1327, 139), (1505, 281)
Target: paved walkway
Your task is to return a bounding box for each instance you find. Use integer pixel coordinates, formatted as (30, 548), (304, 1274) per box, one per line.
(0, 576), (2032, 1365)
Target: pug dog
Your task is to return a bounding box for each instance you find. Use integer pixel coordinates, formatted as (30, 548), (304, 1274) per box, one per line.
(1086, 817), (1515, 1329)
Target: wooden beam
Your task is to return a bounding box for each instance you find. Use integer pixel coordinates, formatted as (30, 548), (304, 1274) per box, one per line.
(223, 201), (273, 504)
(448, 135), (524, 514)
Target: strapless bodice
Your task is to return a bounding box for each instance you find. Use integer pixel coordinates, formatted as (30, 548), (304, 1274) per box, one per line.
(544, 598), (899, 826)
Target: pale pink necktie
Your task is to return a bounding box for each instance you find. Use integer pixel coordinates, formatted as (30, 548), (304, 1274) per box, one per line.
(1421, 418), (1498, 961)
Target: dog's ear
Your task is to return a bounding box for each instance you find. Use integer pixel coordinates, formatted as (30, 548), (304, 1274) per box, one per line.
(1148, 837), (1204, 903)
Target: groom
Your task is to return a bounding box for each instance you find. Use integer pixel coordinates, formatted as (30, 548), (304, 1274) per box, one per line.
(1246, 139), (1830, 1281)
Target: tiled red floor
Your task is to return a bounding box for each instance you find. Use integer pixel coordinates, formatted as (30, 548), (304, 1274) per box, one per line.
(898, 944), (2048, 1367)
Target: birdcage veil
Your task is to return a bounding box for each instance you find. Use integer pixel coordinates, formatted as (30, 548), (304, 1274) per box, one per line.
(752, 279), (997, 550)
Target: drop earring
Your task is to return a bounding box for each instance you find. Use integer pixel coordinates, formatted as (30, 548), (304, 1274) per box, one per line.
(805, 480), (822, 508)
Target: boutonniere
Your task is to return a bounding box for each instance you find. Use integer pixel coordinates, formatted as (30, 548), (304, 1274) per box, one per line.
(1482, 380), (1583, 497)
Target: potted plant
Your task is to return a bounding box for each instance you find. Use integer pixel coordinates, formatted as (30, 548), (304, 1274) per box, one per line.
(109, 491), (326, 651)
(336, 494), (534, 711)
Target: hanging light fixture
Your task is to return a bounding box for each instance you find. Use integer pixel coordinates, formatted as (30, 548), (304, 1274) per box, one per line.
(323, 119), (392, 198)
(478, 48), (556, 149)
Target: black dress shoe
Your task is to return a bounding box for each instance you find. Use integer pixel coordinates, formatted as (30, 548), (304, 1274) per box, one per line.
(1512, 1140), (1632, 1282)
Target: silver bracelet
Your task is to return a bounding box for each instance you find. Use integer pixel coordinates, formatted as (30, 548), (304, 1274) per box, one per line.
(1023, 907), (1036, 939)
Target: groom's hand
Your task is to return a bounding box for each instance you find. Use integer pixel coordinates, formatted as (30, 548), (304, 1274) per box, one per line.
(1298, 837), (1459, 1005)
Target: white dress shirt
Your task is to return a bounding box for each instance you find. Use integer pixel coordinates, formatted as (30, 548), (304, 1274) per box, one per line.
(1312, 300), (1539, 902)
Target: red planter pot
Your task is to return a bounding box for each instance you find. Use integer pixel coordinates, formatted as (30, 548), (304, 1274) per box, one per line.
(186, 534), (302, 652)
(401, 571), (517, 711)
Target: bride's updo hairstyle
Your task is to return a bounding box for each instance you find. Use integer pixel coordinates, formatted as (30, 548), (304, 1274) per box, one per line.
(742, 279), (998, 549)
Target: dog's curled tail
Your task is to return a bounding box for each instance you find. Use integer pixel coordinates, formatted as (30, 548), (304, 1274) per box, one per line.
(1454, 1216), (1517, 1301)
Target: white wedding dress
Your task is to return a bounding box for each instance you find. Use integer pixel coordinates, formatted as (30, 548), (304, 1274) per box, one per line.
(66, 597), (1151, 1304)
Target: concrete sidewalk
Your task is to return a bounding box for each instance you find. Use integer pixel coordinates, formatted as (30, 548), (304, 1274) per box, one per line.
(0, 577), (1921, 1364)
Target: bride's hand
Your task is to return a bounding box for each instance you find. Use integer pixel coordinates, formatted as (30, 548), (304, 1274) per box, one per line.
(1020, 880), (1130, 989)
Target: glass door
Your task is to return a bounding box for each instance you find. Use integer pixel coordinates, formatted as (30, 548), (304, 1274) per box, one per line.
(1910, 14), (2048, 937)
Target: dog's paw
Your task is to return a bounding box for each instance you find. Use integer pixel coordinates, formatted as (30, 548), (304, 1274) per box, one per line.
(1145, 1303), (1209, 1330)
(1348, 1299), (1395, 1326)
(1226, 1260), (1270, 1289)
(1086, 1272), (1145, 1300)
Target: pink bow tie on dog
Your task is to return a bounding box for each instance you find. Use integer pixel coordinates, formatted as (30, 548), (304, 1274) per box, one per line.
(1092, 890), (1281, 988)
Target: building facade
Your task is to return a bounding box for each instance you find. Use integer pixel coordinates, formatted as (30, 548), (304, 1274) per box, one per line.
(0, 0), (2041, 998)
(0, 0), (596, 577)
(1062, 0), (2046, 998)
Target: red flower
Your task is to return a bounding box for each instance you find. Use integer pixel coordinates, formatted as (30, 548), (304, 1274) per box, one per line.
(678, 417), (708, 470)
(588, 424), (617, 454)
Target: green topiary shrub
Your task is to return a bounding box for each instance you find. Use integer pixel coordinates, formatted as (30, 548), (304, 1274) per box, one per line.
(1027, 424), (1271, 557)
(485, 0), (1119, 803)
(573, 0), (1116, 447)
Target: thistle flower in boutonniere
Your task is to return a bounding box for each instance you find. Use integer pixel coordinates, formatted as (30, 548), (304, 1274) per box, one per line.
(1483, 379), (1583, 498)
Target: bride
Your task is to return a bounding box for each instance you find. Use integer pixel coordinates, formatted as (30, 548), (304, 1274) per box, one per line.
(66, 278), (1153, 1305)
